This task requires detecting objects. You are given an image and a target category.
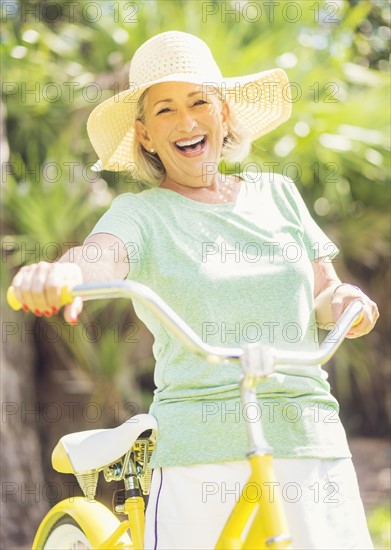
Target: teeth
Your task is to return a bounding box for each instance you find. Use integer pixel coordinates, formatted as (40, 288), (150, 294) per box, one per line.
(175, 136), (204, 147)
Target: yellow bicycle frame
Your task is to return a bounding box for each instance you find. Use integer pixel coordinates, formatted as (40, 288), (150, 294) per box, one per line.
(32, 495), (145, 549)
(216, 454), (291, 549)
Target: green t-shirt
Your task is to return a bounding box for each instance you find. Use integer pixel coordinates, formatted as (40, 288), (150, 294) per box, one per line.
(88, 173), (351, 467)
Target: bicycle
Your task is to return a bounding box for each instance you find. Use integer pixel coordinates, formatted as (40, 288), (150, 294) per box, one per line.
(7, 281), (364, 550)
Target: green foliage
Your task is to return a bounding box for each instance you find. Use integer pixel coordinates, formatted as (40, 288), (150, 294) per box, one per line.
(2, 0), (390, 433)
(368, 502), (391, 550)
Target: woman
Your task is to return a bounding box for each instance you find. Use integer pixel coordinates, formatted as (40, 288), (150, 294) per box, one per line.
(12, 31), (378, 549)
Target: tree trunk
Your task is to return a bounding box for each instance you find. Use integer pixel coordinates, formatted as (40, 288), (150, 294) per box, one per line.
(1, 311), (49, 549)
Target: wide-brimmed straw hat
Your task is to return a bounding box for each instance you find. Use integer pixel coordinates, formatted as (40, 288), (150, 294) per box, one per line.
(87, 30), (292, 172)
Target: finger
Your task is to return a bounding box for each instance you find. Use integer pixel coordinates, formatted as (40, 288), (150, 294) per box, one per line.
(60, 263), (83, 303)
(20, 262), (64, 314)
(30, 262), (56, 312)
(330, 299), (344, 326)
(45, 263), (67, 308)
(24, 261), (58, 314)
(347, 302), (377, 338)
(11, 268), (29, 307)
(45, 263), (83, 310)
(18, 265), (39, 313)
(360, 302), (377, 334)
(63, 297), (83, 325)
(346, 332), (362, 339)
(370, 300), (380, 325)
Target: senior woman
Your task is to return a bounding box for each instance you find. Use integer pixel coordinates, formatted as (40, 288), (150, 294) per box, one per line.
(12, 31), (378, 549)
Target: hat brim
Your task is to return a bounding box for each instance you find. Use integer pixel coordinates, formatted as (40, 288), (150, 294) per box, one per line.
(87, 68), (291, 172)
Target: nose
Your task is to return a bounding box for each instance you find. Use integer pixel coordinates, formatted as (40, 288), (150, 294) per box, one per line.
(176, 108), (197, 133)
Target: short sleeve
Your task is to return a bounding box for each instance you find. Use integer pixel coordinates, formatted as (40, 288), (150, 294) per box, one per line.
(281, 178), (339, 261)
(86, 193), (150, 279)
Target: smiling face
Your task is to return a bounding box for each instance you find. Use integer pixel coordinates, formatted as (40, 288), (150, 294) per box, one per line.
(134, 81), (229, 189)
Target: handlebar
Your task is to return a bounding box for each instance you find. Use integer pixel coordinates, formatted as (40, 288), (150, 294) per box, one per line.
(7, 281), (364, 374)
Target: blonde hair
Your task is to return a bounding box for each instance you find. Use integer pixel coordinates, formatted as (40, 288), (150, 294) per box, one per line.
(133, 88), (251, 187)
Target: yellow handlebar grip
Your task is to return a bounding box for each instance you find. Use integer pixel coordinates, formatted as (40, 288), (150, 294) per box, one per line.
(59, 286), (75, 306)
(352, 312), (364, 327)
(6, 286), (74, 311)
(7, 286), (22, 311)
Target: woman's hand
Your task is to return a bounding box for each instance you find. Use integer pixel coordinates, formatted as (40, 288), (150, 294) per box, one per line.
(11, 261), (83, 324)
(331, 283), (379, 339)
(313, 259), (379, 337)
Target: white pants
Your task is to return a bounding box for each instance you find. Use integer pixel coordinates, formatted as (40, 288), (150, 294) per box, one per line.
(144, 458), (373, 550)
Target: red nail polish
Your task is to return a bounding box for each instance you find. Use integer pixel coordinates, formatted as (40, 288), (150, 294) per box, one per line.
(51, 307), (59, 314)
(69, 315), (78, 325)
(34, 309), (42, 317)
(43, 310), (52, 318)
(22, 304), (30, 312)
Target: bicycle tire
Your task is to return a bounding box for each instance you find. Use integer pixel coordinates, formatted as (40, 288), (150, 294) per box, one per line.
(41, 514), (92, 550)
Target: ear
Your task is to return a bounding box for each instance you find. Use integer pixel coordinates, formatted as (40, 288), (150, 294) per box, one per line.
(220, 100), (230, 134)
(221, 100), (229, 124)
(134, 119), (154, 152)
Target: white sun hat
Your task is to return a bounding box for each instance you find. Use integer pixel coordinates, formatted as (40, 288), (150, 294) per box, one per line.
(87, 30), (292, 172)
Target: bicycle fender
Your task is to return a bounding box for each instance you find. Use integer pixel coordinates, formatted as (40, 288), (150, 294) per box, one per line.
(32, 496), (131, 549)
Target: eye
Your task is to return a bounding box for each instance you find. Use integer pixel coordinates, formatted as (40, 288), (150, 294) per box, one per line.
(193, 100), (207, 106)
(156, 107), (171, 115)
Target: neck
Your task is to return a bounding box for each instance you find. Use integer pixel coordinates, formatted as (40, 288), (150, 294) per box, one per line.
(160, 171), (221, 193)
(159, 173), (242, 204)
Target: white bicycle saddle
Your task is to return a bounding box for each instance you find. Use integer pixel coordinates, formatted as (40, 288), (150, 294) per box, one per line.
(51, 413), (157, 474)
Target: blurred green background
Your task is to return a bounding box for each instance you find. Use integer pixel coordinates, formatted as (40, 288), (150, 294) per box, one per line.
(1, 0), (390, 548)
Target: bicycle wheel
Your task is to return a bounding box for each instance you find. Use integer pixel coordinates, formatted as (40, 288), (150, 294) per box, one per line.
(41, 514), (92, 550)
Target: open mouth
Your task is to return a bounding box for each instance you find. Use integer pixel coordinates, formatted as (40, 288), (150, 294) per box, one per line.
(174, 135), (207, 156)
